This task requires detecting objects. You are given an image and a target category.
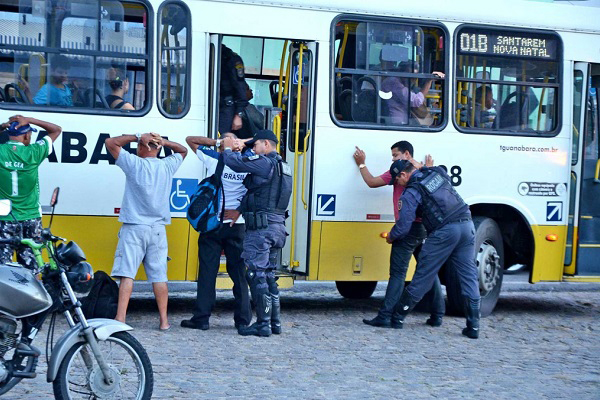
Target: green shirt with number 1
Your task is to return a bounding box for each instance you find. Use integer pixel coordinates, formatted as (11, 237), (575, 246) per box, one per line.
(0, 137), (52, 221)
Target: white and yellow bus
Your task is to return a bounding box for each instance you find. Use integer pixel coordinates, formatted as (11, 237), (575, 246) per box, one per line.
(1, 0), (599, 316)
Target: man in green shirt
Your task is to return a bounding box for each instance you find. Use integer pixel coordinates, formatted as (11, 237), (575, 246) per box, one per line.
(0, 115), (62, 268)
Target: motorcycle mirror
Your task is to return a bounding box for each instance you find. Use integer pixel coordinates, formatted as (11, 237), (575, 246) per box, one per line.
(0, 199), (11, 217)
(50, 187), (60, 207)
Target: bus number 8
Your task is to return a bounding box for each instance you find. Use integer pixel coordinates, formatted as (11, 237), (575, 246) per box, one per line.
(438, 165), (462, 187)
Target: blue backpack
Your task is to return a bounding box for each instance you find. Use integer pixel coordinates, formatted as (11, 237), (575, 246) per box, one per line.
(187, 154), (225, 234)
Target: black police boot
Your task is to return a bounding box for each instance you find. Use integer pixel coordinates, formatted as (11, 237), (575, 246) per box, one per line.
(239, 292), (272, 337)
(462, 298), (481, 339)
(362, 314), (391, 328)
(271, 294), (282, 334)
(391, 290), (418, 329)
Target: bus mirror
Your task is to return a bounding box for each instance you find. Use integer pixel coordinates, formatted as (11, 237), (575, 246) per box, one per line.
(0, 199), (12, 217)
(50, 187), (60, 207)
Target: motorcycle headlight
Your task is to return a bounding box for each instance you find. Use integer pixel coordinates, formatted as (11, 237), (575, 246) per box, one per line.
(66, 261), (94, 293)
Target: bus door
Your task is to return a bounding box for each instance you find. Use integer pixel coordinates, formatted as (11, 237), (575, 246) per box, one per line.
(281, 41), (317, 275)
(568, 62), (600, 276)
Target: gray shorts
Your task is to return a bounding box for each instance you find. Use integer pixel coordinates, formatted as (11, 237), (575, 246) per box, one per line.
(111, 224), (169, 283)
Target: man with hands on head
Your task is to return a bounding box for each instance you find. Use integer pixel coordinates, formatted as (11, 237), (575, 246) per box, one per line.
(354, 141), (445, 329)
(0, 115), (62, 268)
(105, 132), (187, 331)
(180, 133), (252, 333)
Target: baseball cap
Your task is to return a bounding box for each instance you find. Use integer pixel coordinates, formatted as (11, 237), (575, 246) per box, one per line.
(389, 159), (411, 182)
(6, 121), (37, 136)
(246, 130), (279, 146)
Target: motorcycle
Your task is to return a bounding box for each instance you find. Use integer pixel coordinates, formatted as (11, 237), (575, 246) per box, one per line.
(0, 188), (153, 399)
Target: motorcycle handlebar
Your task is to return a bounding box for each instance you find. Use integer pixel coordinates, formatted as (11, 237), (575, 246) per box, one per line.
(0, 238), (22, 246)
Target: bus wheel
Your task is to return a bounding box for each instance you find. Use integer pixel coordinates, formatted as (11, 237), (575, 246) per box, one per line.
(446, 217), (504, 317)
(335, 281), (377, 299)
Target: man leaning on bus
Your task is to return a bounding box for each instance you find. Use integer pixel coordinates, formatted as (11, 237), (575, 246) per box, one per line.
(0, 115), (62, 268)
(105, 132), (187, 331)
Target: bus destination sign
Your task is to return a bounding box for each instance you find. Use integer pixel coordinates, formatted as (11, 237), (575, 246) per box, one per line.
(459, 30), (557, 60)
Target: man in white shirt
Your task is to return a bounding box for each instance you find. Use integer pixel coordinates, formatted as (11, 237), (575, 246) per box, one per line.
(106, 132), (187, 331)
(181, 133), (252, 333)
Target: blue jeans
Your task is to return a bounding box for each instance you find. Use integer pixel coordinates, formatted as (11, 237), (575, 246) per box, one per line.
(379, 223), (445, 319)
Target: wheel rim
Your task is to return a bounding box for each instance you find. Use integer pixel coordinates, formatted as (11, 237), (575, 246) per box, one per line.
(64, 335), (146, 399)
(476, 240), (501, 296)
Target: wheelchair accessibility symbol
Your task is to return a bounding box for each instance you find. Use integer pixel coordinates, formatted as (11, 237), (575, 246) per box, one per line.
(170, 178), (198, 212)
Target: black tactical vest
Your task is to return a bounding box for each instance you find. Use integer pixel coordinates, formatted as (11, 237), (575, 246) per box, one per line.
(409, 168), (470, 233)
(241, 154), (292, 215)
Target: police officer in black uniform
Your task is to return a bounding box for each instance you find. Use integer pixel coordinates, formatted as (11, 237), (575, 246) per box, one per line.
(219, 44), (249, 134)
(386, 160), (481, 339)
(221, 130), (292, 337)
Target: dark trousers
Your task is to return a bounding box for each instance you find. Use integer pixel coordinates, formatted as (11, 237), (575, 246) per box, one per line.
(191, 223), (252, 326)
(379, 222), (444, 319)
(218, 106), (235, 134)
(406, 220), (480, 303)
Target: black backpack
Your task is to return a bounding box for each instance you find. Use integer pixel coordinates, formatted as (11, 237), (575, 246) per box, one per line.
(187, 154), (225, 234)
(81, 271), (119, 319)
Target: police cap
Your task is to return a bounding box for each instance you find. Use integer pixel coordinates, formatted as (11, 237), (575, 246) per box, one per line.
(389, 159), (412, 182)
(246, 130), (279, 146)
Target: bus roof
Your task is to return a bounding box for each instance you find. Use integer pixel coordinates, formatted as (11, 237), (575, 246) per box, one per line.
(202, 0), (600, 34)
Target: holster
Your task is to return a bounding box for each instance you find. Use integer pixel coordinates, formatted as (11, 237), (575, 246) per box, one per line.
(243, 212), (269, 230)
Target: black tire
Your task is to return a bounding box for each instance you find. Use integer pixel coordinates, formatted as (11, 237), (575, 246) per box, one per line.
(53, 331), (153, 400)
(446, 217), (504, 318)
(335, 281), (377, 299)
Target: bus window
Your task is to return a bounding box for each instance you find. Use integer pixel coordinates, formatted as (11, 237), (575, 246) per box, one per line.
(158, 1), (191, 118)
(0, 0), (151, 114)
(455, 26), (561, 135)
(331, 18), (447, 130)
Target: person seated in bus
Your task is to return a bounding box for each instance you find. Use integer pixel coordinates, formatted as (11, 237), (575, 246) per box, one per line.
(234, 83), (264, 139)
(380, 61), (444, 125)
(29, 55), (74, 107)
(105, 64), (135, 110)
(469, 85), (496, 129)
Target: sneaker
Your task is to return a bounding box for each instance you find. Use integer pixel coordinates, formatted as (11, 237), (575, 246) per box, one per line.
(362, 315), (391, 328)
(426, 316), (443, 327)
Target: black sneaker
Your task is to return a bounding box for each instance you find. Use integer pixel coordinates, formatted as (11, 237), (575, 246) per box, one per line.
(462, 327), (479, 339)
(426, 316), (443, 327)
(181, 319), (209, 330)
(362, 315), (391, 328)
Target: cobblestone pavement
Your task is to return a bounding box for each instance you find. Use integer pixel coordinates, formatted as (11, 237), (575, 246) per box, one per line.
(5, 284), (600, 399)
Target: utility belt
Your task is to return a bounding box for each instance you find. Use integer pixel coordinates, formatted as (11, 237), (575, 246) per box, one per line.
(220, 95), (234, 107)
(243, 212), (269, 231)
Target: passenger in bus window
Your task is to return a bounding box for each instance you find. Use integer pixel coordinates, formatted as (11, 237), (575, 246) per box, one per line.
(470, 85), (496, 129)
(105, 64), (135, 111)
(219, 45), (249, 134)
(353, 142), (444, 328)
(105, 132), (188, 331)
(30, 55), (74, 107)
(380, 62), (444, 125)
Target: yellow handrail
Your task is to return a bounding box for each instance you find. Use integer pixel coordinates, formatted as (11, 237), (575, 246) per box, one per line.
(289, 44), (306, 269)
(336, 24), (349, 78)
(537, 76), (549, 131)
(273, 113), (281, 153)
(283, 50), (292, 111)
(277, 40), (288, 109)
(301, 129), (311, 210)
(595, 159), (600, 183)
(470, 56), (477, 128)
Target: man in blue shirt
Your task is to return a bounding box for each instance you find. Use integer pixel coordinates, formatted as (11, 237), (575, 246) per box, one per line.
(386, 160), (481, 339)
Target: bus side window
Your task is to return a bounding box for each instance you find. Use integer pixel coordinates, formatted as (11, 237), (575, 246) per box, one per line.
(331, 19), (447, 131)
(158, 1), (191, 118)
(0, 0), (151, 115)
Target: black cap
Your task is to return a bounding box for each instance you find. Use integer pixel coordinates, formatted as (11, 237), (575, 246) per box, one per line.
(246, 129), (279, 146)
(389, 159), (411, 182)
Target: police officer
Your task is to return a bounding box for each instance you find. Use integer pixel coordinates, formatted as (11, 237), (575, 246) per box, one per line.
(386, 159), (481, 339)
(221, 130), (292, 337)
(219, 44), (249, 134)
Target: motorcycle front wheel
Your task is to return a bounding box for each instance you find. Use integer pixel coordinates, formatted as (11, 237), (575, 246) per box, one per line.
(52, 331), (153, 400)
